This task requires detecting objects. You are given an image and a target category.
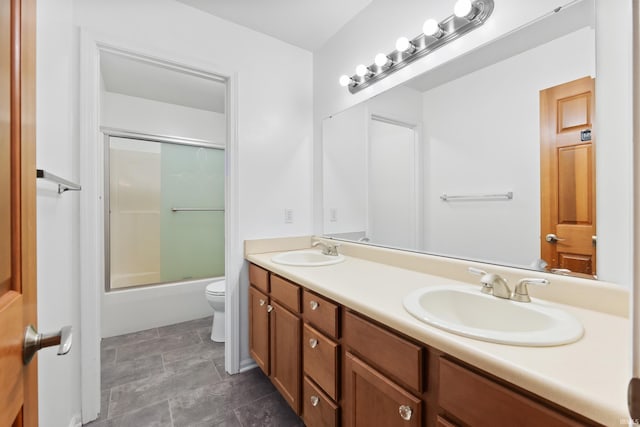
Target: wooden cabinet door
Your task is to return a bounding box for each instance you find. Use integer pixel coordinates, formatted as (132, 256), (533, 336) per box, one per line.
(249, 286), (270, 375)
(270, 300), (301, 414)
(0, 0), (38, 425)
(344, 352), (421, 427)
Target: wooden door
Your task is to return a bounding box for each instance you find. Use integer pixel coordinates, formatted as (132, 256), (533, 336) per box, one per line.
(248, 286), (270, 375)
(344, 352), (421, 427)
(270, 300), (301, 415)
(0, 0), (37, 425)
(540, 77), (596, 276)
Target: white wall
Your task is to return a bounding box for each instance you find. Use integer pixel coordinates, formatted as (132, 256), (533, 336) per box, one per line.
(322, 103), (367, 234)
(101, 91), (226, 143)
(74, 0), (313, 375)
(423, 27), (595, 268)
(36, 0), (82, 426)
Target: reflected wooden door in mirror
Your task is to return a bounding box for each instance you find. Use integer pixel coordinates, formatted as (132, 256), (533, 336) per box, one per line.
(540, 76), (596, 277)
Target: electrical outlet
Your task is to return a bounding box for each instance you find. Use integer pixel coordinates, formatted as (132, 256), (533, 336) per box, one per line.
(330, 208), (338, 222)
(284, 208), (294, 224)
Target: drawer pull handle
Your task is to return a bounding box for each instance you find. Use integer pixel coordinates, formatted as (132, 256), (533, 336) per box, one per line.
(309, 338), (319, 349)
(310, 395), (319, 407)
(309, 300), (319, 310)
(399, 405), (413, 421)
(267, 305), (273, 313)
(259, 299), (266, 307)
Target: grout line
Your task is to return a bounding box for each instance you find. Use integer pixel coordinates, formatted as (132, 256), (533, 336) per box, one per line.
(107, 388), (113, 420)
(167, 399), (175, 427)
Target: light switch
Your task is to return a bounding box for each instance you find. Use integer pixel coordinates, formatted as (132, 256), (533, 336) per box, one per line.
(284, 208), (294, 223)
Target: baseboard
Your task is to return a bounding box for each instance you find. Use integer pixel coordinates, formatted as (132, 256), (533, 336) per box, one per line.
(239, 358), (257, 373)
(68, 414), (82, 427)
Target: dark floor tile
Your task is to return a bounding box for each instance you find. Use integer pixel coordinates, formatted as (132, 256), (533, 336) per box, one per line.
(213, 356), (231, 380)
(169, 368), (276, 427)
(102, 354), (164, 390)
(101, 328), (158, 350)
(196, 325), (213, 342)
(101, 347), (116, 368)
(162, 339), (224, 364)
(233, 392), (303, 427)
(86, 400), (172, 427)
(109, 358), (219, 417)
(157, 316), (212, 337)
(164, 354), (221, 380)
(116, 331), (201, 363)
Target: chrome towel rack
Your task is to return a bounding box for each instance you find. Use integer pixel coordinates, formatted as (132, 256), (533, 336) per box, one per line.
(36, 169), (81, 194)
(440, 191), (513, 201)
(171, 208), (224, 212)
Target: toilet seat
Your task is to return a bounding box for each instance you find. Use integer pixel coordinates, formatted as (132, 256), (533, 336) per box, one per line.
(206, 280), (225, 296)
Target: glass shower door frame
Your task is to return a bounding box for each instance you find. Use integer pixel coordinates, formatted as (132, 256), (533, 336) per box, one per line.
(102, 128), (226, 292)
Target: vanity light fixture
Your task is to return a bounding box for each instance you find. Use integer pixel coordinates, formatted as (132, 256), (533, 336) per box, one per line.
(340, 0), (494, 94)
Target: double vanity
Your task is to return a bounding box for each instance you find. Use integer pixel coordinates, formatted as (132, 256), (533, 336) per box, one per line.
(245, 236), (629, 426)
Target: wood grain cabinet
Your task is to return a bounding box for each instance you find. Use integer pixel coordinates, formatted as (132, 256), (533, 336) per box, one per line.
(248, 263), (601, 427)
(248, 265), (302, 415)
(301, 290), (341, 427)
(344, 352), (421, 427)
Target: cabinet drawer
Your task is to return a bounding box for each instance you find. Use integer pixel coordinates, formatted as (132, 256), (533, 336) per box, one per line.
(343, 311), (423, 393)
(303, 290), (339, 338)
(303, 324), (339, 400)
(270, 275), (301, 313)
(344, 352), (422, 427)
(303, 376), (339, 427)
(439, 358), (586, 427)
(249, 264), (269, 293)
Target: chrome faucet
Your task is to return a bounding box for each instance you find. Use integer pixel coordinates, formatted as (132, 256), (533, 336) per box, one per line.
(312, 241), (341, 256)
(511, 278), (550, 303)
(468, 267), (511, 299)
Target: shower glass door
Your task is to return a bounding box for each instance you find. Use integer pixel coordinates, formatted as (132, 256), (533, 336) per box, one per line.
(107, 136), (224, 290)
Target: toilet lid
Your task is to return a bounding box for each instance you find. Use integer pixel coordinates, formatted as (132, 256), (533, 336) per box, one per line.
(206, 280), (225, 296)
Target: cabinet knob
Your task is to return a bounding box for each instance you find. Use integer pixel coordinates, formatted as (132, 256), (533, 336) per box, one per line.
(398, 405), (413, 421)
(310, 395), (319, 407)
(309, 338), (319, 349)
(309, 300), (319, 310)
(267, 305), (273, 313)
(259, 299), (266, 307)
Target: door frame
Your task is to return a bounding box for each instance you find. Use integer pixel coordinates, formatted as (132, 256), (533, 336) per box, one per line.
(78, 30), (240, 422)
(366, 112), (423, 250)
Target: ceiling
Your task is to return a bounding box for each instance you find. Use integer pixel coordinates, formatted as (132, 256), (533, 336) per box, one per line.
(100, 51), (227, 113)
(175, 0), (373, 51)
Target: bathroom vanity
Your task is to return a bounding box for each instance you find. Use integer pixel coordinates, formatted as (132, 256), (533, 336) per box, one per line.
(245, 237), (629, 427)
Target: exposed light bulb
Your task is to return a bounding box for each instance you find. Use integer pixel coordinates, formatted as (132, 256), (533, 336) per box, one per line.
(339, 75), (352, 87)
(374, 53), (390, 67)
(395, 37), (412, 52)
(355, 64), (369, 77)
(454, 0), (476, 19)
(423, 18), (443, 38)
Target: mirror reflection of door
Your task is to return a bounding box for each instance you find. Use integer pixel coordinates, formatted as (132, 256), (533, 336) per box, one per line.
(368, 116), (418, 249)
(540, 76), (596, 277)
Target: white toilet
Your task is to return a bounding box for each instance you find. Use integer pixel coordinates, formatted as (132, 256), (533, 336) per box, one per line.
(205, 280), (225, 342)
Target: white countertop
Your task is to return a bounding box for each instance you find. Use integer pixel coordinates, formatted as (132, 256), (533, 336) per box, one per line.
(246, 244), (630, 426)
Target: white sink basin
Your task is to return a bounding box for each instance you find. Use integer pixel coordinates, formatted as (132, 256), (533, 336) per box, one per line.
(271, 250), (345, 267)
(403, 285), (583, 346)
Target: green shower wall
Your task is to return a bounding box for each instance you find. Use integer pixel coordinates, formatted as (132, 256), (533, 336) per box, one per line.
(160, 143), (225, 282)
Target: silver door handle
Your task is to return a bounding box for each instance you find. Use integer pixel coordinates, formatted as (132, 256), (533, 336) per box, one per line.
(545, 233), (565, 243)
(398, 405), (413, 421)
(309, 300), (319, 311)
(23, 325), (72, 365)
(309, 338), (319, 349)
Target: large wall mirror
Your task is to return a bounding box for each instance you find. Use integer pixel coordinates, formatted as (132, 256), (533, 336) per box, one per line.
(322, 0), (630, 283)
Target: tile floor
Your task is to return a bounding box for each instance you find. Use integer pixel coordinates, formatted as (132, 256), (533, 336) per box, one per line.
(85, 316), (303, 427)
